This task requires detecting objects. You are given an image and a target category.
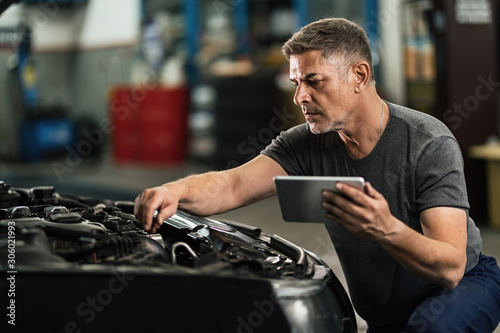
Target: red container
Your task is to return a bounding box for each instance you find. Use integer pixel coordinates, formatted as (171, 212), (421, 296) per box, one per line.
(110, 86), (189, 165)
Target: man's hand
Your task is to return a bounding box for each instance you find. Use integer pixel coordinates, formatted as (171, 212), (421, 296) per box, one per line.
(134, 185), (181, 233)
(322, 181), (467, 289)
(321, 181), (399, 241)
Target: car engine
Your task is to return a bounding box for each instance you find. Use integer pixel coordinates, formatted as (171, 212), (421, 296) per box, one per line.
(0, 181), (357, 333)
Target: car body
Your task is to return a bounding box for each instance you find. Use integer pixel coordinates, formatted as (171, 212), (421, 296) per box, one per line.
(0, 182), (357, 332)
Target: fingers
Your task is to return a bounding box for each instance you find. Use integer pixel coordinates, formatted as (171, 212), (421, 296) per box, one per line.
(322, 190), (357, 223)
(156, 204), (177, 228)
(134, 190), (156, 231)
(322, 181), (394, 240)
(322, 195), (351, 223)
(323, 182), (364, 206)
(363, 182), (380, 199)
(134, 186), (178, 233)
(321, 182), (371, 223)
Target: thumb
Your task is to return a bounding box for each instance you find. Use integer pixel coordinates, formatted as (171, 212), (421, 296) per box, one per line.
(156, 204), (178, 226)
(364, 182), (380, 199)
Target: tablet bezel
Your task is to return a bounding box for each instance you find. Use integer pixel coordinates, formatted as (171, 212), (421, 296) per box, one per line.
(274, 176), (365, 223)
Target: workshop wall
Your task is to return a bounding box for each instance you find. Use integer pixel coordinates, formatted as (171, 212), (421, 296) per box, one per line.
(0, 0), (140, 161)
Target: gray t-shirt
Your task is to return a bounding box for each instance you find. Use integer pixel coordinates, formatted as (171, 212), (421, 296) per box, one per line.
(261, 101), (482, 326)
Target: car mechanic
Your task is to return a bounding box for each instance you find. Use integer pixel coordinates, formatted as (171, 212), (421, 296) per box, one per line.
(135, 18), (500, 332)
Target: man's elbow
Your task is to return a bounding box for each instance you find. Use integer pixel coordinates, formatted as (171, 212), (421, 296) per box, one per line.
(441, 275), (462, 290)
(440, 262), (466, 290)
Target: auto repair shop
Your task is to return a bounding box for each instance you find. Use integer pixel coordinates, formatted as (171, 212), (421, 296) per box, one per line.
(0, 1), (499, 332)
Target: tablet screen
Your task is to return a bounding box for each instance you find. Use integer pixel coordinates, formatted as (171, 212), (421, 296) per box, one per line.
(274, 176), (365, 223)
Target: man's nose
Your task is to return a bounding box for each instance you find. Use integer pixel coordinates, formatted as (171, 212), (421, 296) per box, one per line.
(293, 84), (311, 105)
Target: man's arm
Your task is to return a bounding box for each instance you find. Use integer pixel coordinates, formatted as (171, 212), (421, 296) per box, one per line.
(134, 155), (287, 232)
(321, 182), (467, 289)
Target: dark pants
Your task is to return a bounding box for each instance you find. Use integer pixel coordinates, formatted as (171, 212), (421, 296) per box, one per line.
(368, 254), (500, 333)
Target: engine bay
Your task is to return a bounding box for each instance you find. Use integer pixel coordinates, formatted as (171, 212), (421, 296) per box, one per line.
(0, 181), (326, 280)
(0, 181), (357, 332)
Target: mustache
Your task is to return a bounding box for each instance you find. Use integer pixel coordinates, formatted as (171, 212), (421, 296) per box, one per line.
(302, 106), (322, 114)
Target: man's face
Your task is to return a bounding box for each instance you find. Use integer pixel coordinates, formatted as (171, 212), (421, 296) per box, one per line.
(289, 50), (358, 134)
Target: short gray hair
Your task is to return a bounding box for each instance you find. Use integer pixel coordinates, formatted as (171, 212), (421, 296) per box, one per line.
(282, 18), (374, 83)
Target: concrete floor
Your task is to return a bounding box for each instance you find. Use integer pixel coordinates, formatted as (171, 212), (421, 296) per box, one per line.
(2, 158), (500, 332)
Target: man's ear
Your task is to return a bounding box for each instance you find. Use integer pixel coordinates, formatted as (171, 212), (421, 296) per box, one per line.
(352, 61), (371, 93)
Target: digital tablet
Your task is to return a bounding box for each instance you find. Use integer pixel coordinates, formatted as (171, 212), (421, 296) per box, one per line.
(274, 176), (365, 223)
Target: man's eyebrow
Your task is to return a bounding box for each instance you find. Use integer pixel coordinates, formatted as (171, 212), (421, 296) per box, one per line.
(290, 73), (320, 81)
(304, 73), (320, 79)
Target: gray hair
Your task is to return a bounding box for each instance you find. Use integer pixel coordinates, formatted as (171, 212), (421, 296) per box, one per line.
(282, 18), (374, 83)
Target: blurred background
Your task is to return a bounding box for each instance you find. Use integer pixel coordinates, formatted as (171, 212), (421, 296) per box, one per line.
(0, 1), (499, 331)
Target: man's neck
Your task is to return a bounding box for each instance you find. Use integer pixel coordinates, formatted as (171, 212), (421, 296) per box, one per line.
(338, 96), (387, 159)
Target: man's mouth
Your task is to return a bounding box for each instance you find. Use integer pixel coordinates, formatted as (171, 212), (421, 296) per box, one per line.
(303, 108), (322, 119)
(304, 113), (318, 117)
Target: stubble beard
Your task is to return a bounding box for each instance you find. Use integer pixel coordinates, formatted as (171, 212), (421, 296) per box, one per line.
(304, 110), (343, 135)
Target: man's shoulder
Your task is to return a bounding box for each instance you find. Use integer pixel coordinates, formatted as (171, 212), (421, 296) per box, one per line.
(281, 123), (338, 140)
(387, 102), (453, 139)
(286, 123), (309, 133)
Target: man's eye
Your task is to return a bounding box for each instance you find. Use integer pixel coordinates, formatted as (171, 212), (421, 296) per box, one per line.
(290, 80), (319, 87)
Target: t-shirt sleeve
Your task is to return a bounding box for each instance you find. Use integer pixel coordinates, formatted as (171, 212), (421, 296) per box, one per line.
(414, 136), (470, 213)
(260, 124), (311, 176)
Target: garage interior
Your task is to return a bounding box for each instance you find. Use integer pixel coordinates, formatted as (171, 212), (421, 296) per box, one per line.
(1, 1), (500, 332)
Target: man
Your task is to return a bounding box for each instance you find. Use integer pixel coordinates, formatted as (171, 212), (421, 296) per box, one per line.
(135, 18), (500, 332)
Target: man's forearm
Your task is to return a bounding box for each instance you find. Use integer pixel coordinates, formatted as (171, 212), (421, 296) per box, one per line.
(135, 155), (285, 232)
(174, 171), (240, 216)
(380, 217), (467, 289)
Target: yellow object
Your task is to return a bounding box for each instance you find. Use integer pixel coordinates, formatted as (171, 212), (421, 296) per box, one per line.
(469, 144), (500, 229)
(22, 63), (37, 87)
